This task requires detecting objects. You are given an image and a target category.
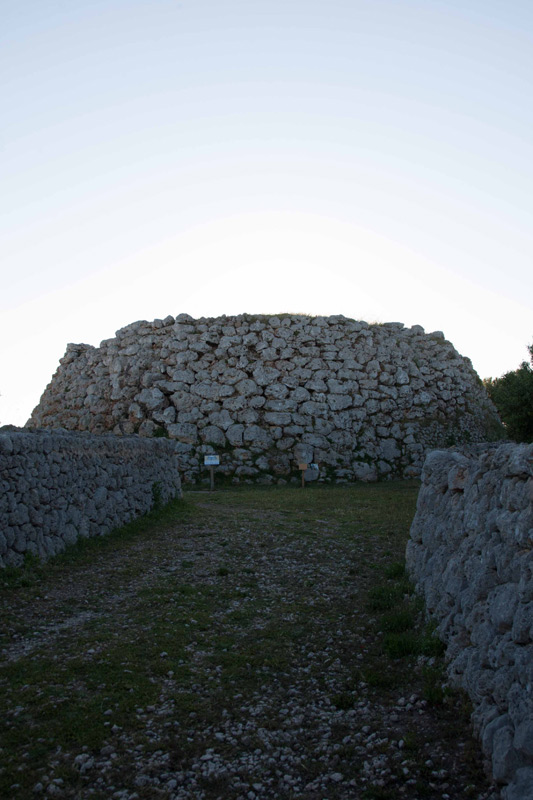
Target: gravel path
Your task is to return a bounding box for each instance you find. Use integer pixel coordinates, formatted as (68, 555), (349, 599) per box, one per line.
(1, 486), (499, 799)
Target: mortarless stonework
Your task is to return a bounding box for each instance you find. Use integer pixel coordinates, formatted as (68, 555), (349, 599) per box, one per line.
(0, 429), (181, 568)
(406, 444), (533, 800)
(28, 313), (502, 484)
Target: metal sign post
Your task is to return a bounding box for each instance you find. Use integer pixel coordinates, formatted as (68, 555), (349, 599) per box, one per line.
(204, 454), (220, 491)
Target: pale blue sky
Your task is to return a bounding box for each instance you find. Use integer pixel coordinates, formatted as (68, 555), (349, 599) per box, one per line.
(1, 0), (532, 425)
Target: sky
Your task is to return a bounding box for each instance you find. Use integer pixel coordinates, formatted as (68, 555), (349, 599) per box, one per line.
(1, 0), (532, 426)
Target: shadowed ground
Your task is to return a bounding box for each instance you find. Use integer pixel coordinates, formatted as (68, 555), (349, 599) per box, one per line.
(0, 483), (498, 799)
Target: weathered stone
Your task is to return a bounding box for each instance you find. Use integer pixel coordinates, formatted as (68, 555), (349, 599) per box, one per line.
(353, 462), (378, 482)
(407, 444), (533, 796)
(27, 313), (501, 486)
(226, 424), (244, 447)
(0, 430), (181, 566)
(252, 365), (281, 386)
(208, 409), (235, 430)
(136, 387), (166, 412)
(379, 438), (402, 462)
(200, 425), (226, 447)
(265, 383), (289, 400)
(243, 425), (273, 449)
(327, 394), (352, 411)
(502, 767), (533, 800)
(191, 381), (234, 400)
(167, 423), (198, 443)
(293, 442), (313, 464)
(235, 378), (259, 396)
(264, 411), (292, 426)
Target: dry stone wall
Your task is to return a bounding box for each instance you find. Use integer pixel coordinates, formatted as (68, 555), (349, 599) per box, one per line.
(406, 444), (533, 800)
(0, 429), (181, 568)
(28, 313), (502, 484)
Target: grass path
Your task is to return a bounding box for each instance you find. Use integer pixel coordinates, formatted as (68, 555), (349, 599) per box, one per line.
(0, 483), (497, 799)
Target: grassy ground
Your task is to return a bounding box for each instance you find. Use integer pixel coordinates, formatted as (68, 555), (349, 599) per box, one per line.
(0, 483), (496, 799)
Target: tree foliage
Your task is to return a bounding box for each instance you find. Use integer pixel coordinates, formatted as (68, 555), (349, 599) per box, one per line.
(484, 343), (533, 443)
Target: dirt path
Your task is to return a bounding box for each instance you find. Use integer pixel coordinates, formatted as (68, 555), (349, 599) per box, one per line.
(0, 484), (498, 799)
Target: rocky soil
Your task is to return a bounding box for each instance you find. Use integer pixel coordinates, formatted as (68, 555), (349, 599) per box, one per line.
(0, 483), (499, 799)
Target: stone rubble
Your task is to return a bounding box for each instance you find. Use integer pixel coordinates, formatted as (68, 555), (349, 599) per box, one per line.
(28, 313), (501, 484)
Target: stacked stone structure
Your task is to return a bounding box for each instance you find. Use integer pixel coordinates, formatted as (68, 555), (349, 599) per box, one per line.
(28, 313), (502, 483)
(0, 429), (181, 567)
(407, 444), (533, 799)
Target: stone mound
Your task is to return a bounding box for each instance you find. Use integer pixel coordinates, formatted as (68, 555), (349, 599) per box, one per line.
(28, 313), (502, 483)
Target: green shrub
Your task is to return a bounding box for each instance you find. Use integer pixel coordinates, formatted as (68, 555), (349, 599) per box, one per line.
(484, 341), (533, 442)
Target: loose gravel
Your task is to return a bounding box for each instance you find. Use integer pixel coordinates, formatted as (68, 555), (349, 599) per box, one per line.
(0, 485), (499, 799)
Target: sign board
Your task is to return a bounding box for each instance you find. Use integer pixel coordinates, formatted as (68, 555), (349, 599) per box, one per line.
(298, 463), (308, 471)
(204, 455), (220, 466)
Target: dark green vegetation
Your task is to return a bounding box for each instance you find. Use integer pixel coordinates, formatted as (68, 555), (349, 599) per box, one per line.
(484, 341), (533, 443)
(0, 484), (493, 799)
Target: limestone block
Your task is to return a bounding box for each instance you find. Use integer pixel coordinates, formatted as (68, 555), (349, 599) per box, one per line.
(138, 419), (158, 437)
(136, 387), (166, 412)
(353, 462), (378, 482)
(239, 408), (259, 425)
(262, 398), (291, 414)
(235, 378), (259, 396)
(10, 504), (30, 526)
(223, 396), (248, 412)
(514, 721), (533, 758)
(253, 365), (281, 386)
(276, 437), (295, 451)
(329, 430), (355, 448)
(502, 767), (533, 800)
(235, 465), (259, 476)
(170, 368), (195, 383)
(493, 725), (521, 783)
(0, 435), (14, 454)
(293, 442), (313, 464)
(511, 603), (533, 644)
(243, 425), (273, 449)
(208, 409), (235, 430)
(379, 438), (402, 462)
(191, 381), (233, 400)
(395, 367), (410, 385)
(264, 411), (292, 426)
(265, 383), (289, 399)
(153, 407), (176, 425)
(170, 390), (194, 411)
(220, 367), (248, 385)
(300, 401), (328, 417)
(290, 387), (311, 403)
(305, 378), (328, 392)
(489, 584), (519, 633)
(226, 424), (244, 447)
(177, 408), (202, 423)
(327, 394), (352, 411)
(201, 426), (226, 447)
(313, 418), (334, 436)
(167, 423), (199, 443)
(302, 433), (328, 448)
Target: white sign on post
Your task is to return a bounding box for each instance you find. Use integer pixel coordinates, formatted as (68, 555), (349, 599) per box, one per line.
(204, 454), (219, 491)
